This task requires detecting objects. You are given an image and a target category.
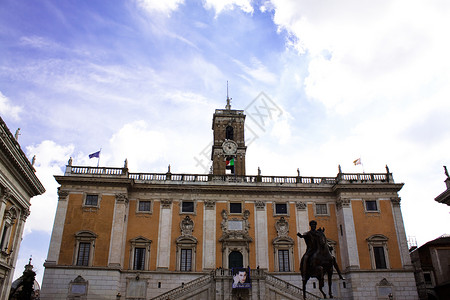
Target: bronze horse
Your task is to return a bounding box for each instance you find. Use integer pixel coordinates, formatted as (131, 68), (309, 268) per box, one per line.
(300, 228), (344, 299)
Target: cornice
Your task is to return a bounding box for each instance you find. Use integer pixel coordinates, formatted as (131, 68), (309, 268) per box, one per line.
(0, 117), (45, 196)
(332, 182), (404, 193)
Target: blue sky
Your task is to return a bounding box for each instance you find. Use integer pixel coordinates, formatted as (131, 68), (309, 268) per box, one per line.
(1, 0), (450, 285)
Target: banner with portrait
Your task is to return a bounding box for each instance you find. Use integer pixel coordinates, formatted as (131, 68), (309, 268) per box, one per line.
(232, 267), (251, 288)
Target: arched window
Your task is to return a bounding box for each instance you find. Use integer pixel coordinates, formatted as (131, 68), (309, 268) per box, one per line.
(226, 126), (234, 140)
(229, 251), (243, 268)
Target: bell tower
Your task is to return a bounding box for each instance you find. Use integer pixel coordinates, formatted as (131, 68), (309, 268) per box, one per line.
(211, 94), (246, 176)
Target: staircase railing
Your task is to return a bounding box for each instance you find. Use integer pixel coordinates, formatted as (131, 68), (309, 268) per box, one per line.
(264, 273), (321, 300)
(150, 273), (212, 300)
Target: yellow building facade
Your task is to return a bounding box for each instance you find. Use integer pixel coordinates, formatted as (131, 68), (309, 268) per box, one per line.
(41, 104), (418, 300)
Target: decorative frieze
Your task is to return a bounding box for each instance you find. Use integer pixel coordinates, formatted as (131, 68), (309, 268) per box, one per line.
(115, 193), (129, 204)
(57, 188), (69, 201)
(204, 199), (216, 209)
(390, 197), (401, 206)
(296, 201), (306, 210)
(336, 197), (350, 210)
(161, 199), (172, 208)
(20, 208), (30, 221)
(255, 201), (265, 210)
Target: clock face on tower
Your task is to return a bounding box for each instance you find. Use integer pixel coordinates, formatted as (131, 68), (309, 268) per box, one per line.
(222, 140), (238, 155)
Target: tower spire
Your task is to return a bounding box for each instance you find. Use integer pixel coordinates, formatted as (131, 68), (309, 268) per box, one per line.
(226, 81), (231, 110)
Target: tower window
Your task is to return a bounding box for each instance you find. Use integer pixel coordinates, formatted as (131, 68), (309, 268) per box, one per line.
(230, 203), (242, 214)
(373, 246), (387, 269)
(365, 200), (378, 212)
(133, 247), (146, 270)
(180, 249), (192, 271)
(76, 242), (91, 266)
(85, 194), (98, 206)
(278, 249), (290, 271)
(138, 200), (151, 212)
(275, 203), (288, 215)
(226, 126), (234, 140)
(315, 203), (328, 215)
(181, 201), (195, 213)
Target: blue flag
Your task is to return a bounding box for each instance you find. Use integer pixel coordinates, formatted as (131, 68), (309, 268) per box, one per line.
(89, 151), (100, 159)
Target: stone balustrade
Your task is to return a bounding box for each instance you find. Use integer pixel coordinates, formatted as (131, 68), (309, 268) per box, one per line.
(65, 165), (394, 185)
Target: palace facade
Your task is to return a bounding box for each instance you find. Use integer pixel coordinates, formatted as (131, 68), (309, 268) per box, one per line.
(41, 101), (418, 299)
(0, 117), (45, 298)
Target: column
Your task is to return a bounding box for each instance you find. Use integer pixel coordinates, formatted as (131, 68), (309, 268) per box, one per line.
(0, 188), (9, 223)
(157, 199), (173, 269)
(10, 209), (29, 270)
(336, 197), (360, 270)
(254, 201), (269, 269)
(108, 193), (129, 267)
(295, 201), (309, 260)
(203, 200), (216, 269)
(391, 197), (413, 268)
(45, 189), (69, 264)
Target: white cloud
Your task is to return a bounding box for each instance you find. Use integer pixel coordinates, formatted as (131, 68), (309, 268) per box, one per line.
(269, 0), (450, 114)
(24, 141), (74, 235)
(0, 92), (22, 121)
(108, 121), (169, 171)
(203, 0), (254, 15)
(233, 57), (278, 85)
(135, 0), (185, 15)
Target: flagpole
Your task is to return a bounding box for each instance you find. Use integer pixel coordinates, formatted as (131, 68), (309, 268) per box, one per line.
(97, 148), (102, 167)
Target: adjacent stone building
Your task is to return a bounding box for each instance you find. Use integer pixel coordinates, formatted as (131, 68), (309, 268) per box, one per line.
(410, 235), (450, 300)
(0, 117), (45, 299)
(41, 100), (418, 299)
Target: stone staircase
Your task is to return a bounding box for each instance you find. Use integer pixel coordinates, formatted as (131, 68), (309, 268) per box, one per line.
(150, 273), (213, 300)
(150, 269), (321, 300)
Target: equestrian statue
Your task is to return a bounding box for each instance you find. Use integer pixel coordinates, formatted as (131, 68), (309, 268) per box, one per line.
(297, 220), (345, 299)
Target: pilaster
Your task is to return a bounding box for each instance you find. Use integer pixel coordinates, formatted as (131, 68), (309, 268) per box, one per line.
(203, 200), (216, 269)
(295, 201), (308, 260)
(254, 201), (269, 269)
(157, 199), (173, 269)
(336, 197), (360, 270)
(391, 197), (413, 268)
(45, 189), (69, 265)
(108, 193), (129, 267)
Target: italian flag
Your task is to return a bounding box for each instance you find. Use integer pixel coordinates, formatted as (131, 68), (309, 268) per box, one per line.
(226, 158), (234, 166)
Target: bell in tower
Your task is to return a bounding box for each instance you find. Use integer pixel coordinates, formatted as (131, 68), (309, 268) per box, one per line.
(211, 93), (246, 176)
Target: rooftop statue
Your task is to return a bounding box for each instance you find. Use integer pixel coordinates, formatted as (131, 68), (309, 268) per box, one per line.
(297, 220), (344, 299)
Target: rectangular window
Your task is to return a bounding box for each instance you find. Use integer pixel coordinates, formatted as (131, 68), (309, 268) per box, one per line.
(373, 246), (387, 269)
(424, 272), (432, 285)
(230, 202), (242, 214)
(182, 201), (194, 213)
(77, 242), (90, 266)
(85, 194), (98, 206)
(180, 249), (192, 271)
(0, 225), (10, 251)
(316, 203), (328, 215)
(278, 249), (290, 271)
(138, 201), (151, 212)
(275, 203), (288, 215)
(133, 247), (146, 270)
(366, 200), (378, 211)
